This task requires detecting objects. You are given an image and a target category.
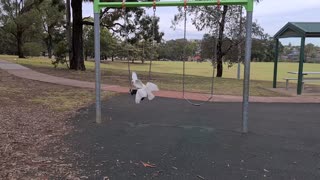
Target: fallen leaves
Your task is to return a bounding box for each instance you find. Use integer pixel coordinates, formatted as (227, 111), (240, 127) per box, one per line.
(172, 166), (178, 170)
(0, 70), (92, 179)
(140, 161), (156, 168)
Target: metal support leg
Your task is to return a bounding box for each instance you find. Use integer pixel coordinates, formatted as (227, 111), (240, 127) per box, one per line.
(242, 11), (253, 133)
(94, 13), (101, 124)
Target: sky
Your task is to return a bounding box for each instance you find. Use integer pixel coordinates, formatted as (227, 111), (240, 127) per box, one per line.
(83, 0), (320, 45)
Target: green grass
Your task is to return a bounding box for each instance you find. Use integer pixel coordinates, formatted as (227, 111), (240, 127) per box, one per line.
(2, 55), (320, 96)
(2, 55), (320, 81)
(0, 68), (114, 112)
(30, 90), (111, 112)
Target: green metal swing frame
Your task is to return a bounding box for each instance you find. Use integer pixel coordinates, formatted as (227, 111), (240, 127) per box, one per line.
(93, 0), (254, 133)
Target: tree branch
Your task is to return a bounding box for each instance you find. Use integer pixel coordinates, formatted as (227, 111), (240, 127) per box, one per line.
(82, 20), (124, 31)
(20, 0), (44, 15)
(221, 39), (242, 56)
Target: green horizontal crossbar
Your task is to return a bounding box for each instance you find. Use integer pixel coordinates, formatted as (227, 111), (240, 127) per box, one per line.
(94, 0), (253, 13)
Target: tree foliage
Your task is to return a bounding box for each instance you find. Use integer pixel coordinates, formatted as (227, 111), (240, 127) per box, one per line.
(0, 0), (44, 58)
(83, 23), (118, 61)
(40, 0), (65, 59)
(0, 0), (67, 58)
(173, 3), (263, 77)
(158, 39), (198, 61)
(69, 0), (164, 70)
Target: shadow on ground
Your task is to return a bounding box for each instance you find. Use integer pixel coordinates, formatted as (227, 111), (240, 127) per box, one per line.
(67, 95), (320, 180)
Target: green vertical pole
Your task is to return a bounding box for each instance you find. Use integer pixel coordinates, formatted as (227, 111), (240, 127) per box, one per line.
(273, 38), (279, 88)
(297, 37), (305, 95)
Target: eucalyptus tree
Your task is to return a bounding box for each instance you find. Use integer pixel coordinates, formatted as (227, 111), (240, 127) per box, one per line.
(40, 0), (65, 58)
(70, 0), (164, 70)
(129, 14), (164, 63)
(83, 23), (118, 61)
(173, 5), (241, 77)
(0, 0), (44, 58)
(173, 1), (262, 77)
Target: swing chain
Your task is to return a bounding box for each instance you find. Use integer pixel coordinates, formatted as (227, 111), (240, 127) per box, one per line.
(181, 2), (215, 106)
(122, 0), (133, 91)
(148, 0), (157, 81)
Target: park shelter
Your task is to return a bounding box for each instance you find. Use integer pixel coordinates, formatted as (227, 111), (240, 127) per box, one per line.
(273, 22), (320, 95)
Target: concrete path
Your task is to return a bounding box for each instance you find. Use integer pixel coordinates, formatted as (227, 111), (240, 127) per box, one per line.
(1, 60), (320, 103)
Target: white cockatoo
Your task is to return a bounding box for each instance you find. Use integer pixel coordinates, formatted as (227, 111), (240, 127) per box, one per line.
(131, 72), (159, 104)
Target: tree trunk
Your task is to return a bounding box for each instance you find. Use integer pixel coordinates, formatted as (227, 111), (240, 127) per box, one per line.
(85, 49), (88, 61)
(47, 34), (53, 59)
(17, 30), (24, 58)
(216, 5), (228, 77)
(142, 43), (145, 64)
(70, 0), (85, 70)
(66, 0), (72, 62)
(112, 55), (114, 61)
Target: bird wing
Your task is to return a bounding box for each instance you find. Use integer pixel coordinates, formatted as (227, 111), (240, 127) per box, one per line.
(135, 88), (147, 104)
(145, 82), (159, 100)
(146, 82), (159, 92)
(132, 79), (145, 89)
(146, 90), (155, 100)
(132, 72), (138, 81)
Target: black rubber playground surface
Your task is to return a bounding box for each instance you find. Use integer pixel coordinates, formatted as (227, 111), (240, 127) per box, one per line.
(68, 95), (320, 180)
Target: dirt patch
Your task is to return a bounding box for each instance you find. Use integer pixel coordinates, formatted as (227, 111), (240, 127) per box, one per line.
(0, 70), (109, 179)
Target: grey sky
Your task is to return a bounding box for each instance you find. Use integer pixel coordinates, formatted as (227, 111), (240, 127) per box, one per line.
(83, 0), (320, 45)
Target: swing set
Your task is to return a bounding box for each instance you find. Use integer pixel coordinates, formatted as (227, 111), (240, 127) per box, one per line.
(93, 0), (254, 133)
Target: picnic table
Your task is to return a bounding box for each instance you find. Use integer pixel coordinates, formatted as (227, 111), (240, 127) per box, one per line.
(284, 72), (320, 90)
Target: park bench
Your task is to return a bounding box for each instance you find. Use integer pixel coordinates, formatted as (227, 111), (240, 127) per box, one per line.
(284, 77), (320, 90)
(284, 78), (298, 90)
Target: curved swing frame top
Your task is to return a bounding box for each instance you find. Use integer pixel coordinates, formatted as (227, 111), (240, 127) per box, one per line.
(93, 0), (254, 134)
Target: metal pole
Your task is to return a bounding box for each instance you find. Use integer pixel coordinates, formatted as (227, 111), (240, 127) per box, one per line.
(66, 0), (72, 63)
(273, 38), (279, 88)
(297, 37), (305, 95)
(237, 60), (241, 79)
(242, 10), (253, 133)
(237, 5), (243, 80)
(94, 12), (101, 124)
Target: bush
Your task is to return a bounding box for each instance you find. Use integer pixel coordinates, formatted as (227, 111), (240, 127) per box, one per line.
(52, 41), (68, 68)
(23, 42), (44, 57)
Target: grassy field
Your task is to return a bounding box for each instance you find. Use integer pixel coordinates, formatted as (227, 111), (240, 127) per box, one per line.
(2, 55), (320, 96)
(2, 54), (320, 81)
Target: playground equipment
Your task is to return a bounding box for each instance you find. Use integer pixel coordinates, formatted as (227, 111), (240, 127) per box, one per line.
(181, 2), (218, 106)
(93, 0), (254, 133)
(123, 1), (157, 95)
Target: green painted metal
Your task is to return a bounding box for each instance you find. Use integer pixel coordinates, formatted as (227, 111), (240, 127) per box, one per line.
(273, 38), (279, 88)
(93, 0), (255, 131)
(274, 22), (320, 38)
(94, 0), (100, 13)
(95, 0), (249, 8)
(244, 0), (253, 11)
(297, 37), (305, 95)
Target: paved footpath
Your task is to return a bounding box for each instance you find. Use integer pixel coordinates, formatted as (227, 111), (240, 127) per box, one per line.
(1, 60), (320, 103)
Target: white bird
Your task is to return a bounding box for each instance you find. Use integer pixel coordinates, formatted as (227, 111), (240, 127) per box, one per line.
(131, 72), (159, 104)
